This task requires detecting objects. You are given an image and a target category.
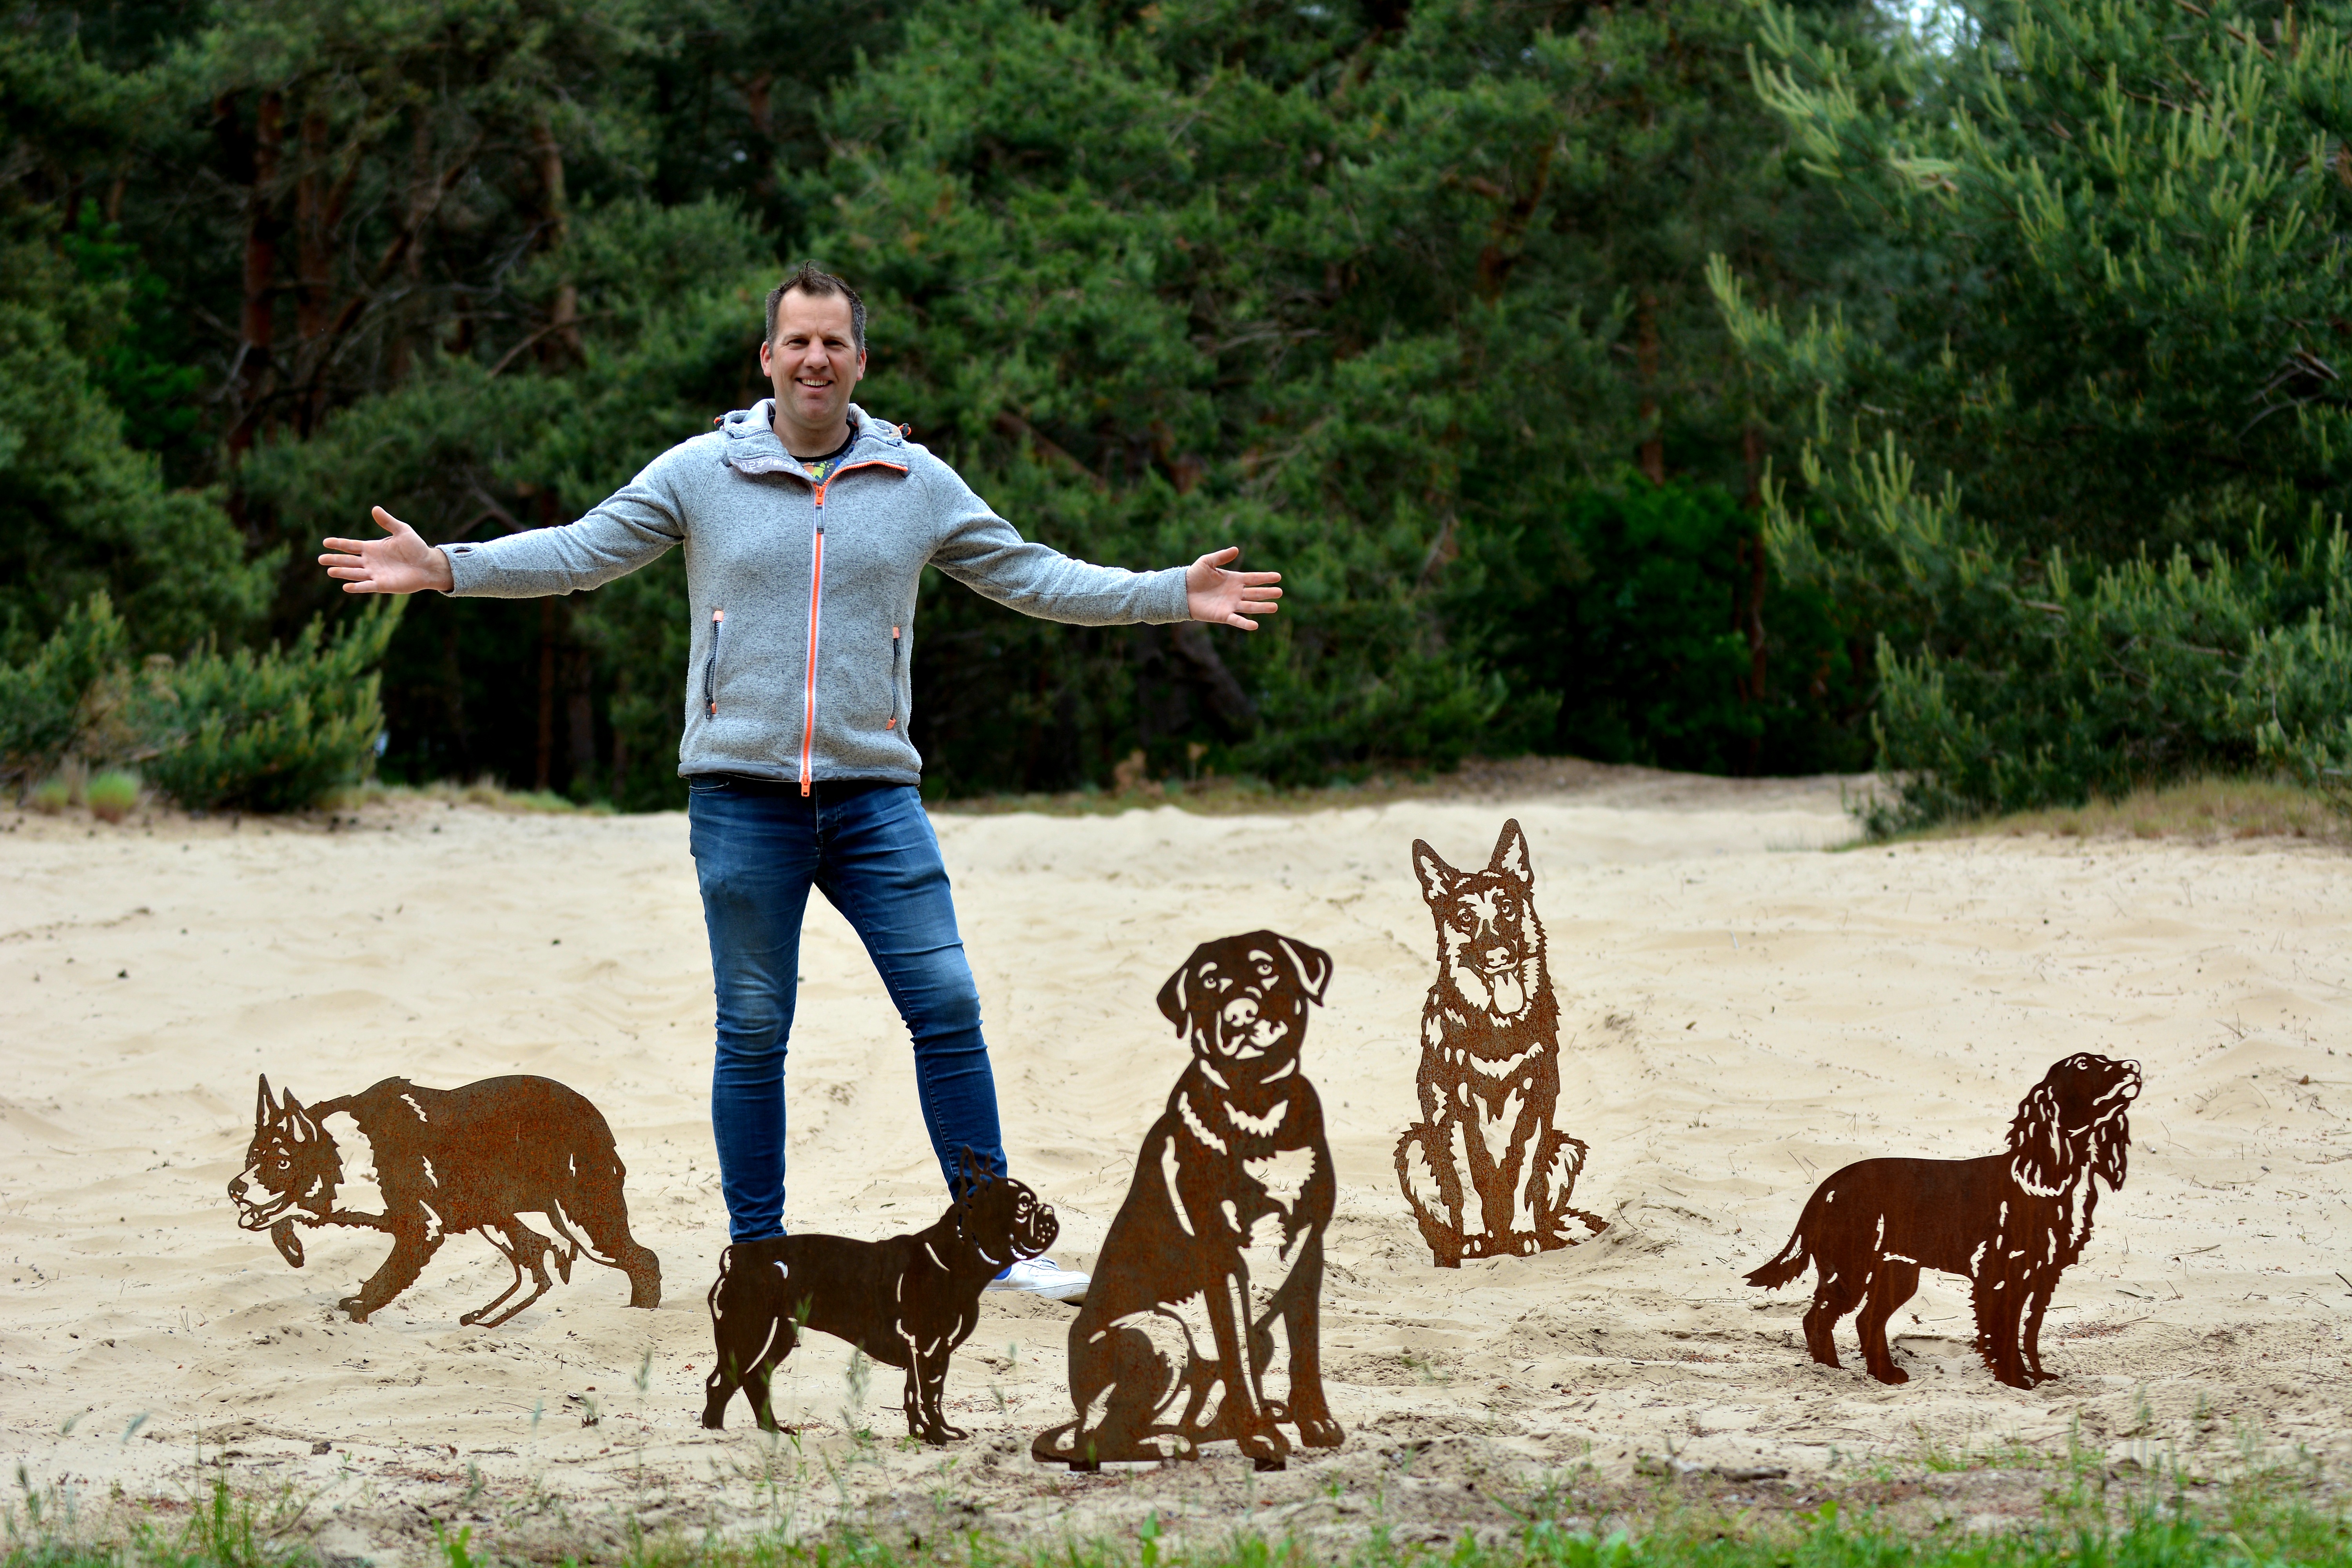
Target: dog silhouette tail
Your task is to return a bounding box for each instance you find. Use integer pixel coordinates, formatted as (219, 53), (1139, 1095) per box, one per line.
(1743, 1226), (1811, 1290)
(1031, 1420), (1080, 1465)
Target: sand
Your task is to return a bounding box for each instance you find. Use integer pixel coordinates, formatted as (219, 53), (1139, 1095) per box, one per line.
(2, 774), (2348, 1559)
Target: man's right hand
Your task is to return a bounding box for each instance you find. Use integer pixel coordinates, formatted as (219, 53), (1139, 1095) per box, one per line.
(321, 507), (455, 595)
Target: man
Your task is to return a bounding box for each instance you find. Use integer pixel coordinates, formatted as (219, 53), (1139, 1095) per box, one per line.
(321, 262), (1279, 1299)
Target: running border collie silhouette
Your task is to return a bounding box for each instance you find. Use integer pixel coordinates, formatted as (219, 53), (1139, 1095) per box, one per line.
(228, 1074), (661, 1326)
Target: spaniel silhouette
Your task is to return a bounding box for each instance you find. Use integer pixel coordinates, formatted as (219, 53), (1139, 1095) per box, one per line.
(1746, 1053), (2140, 1388)
(228, 1074), (660, 1326)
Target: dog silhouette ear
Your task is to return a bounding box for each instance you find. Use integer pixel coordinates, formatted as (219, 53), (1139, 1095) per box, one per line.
(2008, 1079), (2064, 1194)
(1411, 840), (1455, 906)
(952, 1146), (988, 1202)
(2092, 1115), (2129, 1189)
(1490, 819), (1534, 887)
(256, 1074), (275, 1126)
(1276, 935), (1334, 1005)
(1156, 955), (1196, 1033)
(283, 1093), (312, 1142)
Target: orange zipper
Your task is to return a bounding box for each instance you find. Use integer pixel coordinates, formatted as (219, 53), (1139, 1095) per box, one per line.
(799, 460), (907, 795)
(800, 526), (822, 795)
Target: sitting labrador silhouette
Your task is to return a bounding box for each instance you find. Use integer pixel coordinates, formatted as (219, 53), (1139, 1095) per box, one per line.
(1746, 1052), (2141, 1388)
(702, 1163), (1058, 1442)
(1033, 931), (1342, 1472)
(227, 1074), (660, 1326)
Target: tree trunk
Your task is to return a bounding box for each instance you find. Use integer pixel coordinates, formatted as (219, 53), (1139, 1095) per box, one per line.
(737, 71), (775, 206)
(230, 90), (284, 459)
(536, 597), (559, 792)
(530, 120), (579, 364)
(388, 115), (435, 384)
(1636, 291), (1664, 483)
(608, 674), (630, 803)
(566, 645), (597, 788)
(294, 109), (331, 434)
(1737, 423), (1768, 771)
(441, 619), (472, 776)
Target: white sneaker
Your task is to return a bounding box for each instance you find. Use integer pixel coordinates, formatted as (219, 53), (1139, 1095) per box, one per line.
(986, 1257), (1089, 1301)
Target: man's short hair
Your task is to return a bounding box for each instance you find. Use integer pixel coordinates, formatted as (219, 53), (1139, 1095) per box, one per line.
(765, 262), (866, 354)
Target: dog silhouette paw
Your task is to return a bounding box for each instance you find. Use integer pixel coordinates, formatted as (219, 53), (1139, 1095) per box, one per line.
(1869, 1364), (1910, 1386)
(922, 1423), (971, 1445)
(1236, 1423), (1291, 1465)
(1295, 1414), (1345, 1448)
(335, 1296), (371, 1323)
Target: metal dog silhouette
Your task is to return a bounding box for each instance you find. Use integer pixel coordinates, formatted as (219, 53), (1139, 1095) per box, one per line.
(702, 1165), (1058, 1442)
(1033, 931), (1342, 1472)
(228, 1074), (661, 1326)
(1395, 820), (1605, 1267)
(1746, 1052), (2141, 1388)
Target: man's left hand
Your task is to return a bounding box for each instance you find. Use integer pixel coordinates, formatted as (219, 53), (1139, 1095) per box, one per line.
(1186, 547), (1283, 630)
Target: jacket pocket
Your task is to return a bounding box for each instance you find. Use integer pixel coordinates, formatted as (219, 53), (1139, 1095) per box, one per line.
(887, 624), (902, 731)
(702, 608), (725, 717)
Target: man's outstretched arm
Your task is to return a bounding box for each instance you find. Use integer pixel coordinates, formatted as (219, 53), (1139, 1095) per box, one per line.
(321, 508), (454, 595)
(322, 465), (683, 599)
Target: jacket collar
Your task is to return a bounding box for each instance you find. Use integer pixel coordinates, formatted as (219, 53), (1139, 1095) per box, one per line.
(717, 400), (907, 478)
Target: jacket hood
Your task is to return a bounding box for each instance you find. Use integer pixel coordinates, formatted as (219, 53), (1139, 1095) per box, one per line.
(716, 400), (907, 478)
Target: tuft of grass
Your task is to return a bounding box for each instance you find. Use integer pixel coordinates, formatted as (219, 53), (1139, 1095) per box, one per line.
(27, 776), (72, 814)
(321, 777), (613, 816)
(85, 772), (139, 824)
(1866, 776), (2345, 848)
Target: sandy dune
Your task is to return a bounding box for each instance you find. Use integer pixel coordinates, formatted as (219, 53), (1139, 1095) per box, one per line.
(2, 776), (2347, 1557)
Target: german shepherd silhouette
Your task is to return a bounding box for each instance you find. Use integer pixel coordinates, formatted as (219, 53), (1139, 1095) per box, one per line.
(228, 1074), (661, 1326)
(1394, 820), (1606, 1266)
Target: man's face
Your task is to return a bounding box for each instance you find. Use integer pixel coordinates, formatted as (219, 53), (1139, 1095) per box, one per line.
(760, 289), (866, 441)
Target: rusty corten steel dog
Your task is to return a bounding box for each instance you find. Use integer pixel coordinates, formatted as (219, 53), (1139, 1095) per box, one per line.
(1395, 820), (1604, 1266)
(1746, 1053), (2141, 1388)
(702, 1165), (1058, 1442)
(1032, 931), (1341, 1471)
(228, 1074), (661, 1326)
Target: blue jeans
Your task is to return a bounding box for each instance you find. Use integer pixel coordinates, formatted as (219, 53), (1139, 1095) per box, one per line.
(688, 776), (1005, 1242)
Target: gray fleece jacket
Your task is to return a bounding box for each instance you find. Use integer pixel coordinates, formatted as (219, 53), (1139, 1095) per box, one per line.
(439, 401), (1192, 789)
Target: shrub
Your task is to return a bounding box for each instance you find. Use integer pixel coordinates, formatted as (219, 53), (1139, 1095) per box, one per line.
(0, 593), (127, 797)
(1863, 524), (2352, 834)
(140, 601), (407, 813)
(86, 769), (138, 822)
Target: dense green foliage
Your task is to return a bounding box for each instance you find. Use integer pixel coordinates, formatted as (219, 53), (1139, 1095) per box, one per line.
(2, 0), (1893, 807)
(0, 592), (401, 810)
(1718, 0), (2352, 825)
(137, 599), (404, 811)
(0, 593), (126, 792)
(6, 0), (2346, 811)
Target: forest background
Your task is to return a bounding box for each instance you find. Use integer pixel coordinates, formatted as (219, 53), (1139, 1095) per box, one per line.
(8, 0), (2352, 823)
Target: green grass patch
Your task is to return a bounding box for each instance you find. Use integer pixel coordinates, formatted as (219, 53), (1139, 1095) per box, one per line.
(7, 1460), (2347, 1568)
(1858, 776), (2346, 848)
